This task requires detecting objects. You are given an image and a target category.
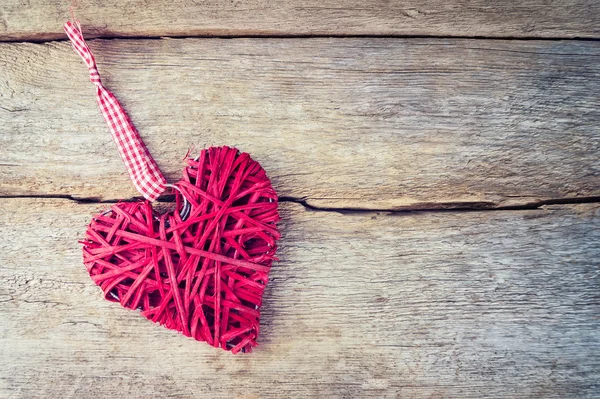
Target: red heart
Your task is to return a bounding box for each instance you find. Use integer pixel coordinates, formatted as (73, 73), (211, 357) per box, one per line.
(81, 146), (280, 353)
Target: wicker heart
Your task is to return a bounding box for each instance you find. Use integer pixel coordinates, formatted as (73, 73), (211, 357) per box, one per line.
(82, 146), (280, 353)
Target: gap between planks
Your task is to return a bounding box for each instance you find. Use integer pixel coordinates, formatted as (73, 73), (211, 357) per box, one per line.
(7, 34), (600, 45)
(1, 194), (600, 215)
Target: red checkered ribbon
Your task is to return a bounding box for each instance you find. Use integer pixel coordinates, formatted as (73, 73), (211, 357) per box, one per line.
(64, 21), (167, 201)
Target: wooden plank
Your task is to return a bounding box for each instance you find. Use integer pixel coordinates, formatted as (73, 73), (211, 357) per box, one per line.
(1, 38), (599, 209)
(1, 0), (600, 41)
(0, 198), (598, 397)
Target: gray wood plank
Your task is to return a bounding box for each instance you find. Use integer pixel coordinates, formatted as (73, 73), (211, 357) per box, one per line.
(1, 0), (599, 41)
(0, 198), (598, 397)
(1, 38), (599, 209)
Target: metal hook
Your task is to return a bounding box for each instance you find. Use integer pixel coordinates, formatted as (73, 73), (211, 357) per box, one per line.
(166, 183), (191, 221)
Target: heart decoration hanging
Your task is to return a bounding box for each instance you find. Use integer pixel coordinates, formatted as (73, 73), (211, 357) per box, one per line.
(65, 21), (280, 354)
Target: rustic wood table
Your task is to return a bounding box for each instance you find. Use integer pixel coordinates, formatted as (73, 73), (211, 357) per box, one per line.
(1, 1), (599, 397)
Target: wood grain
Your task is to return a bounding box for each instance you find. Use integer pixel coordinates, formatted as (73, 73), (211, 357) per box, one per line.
(0, 198), (598, 397)
(1, 38), (599, 209)
(1, 0), (600, 41)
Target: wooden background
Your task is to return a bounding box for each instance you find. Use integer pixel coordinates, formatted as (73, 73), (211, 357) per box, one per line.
(1, 1), (599, 397)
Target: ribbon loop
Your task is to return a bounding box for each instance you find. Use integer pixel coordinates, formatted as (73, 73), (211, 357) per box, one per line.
(64, 20), (167, 201)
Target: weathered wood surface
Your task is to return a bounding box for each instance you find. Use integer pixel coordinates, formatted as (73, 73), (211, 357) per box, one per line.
(0, 199), (598, 397)
(1, 0), (600, 41)
(1, 38), (599, 209)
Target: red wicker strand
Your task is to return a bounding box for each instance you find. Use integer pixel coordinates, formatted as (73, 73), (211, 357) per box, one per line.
(82, 146), (280, 354)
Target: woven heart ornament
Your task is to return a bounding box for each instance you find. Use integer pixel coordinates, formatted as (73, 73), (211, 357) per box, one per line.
(65, 21), (280, 354)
